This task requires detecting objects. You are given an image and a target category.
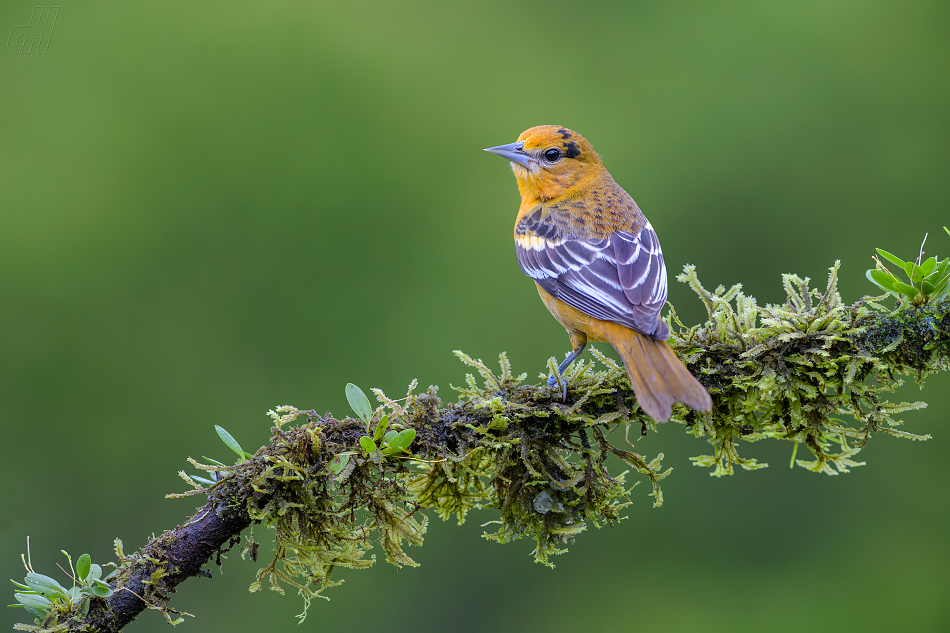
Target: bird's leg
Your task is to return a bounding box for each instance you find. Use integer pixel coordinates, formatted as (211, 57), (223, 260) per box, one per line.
(546, 332), (588, 400)
(546, 347), (585, 387)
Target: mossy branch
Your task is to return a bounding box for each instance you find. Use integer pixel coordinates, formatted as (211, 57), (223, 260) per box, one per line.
(20, 262), (949, 632)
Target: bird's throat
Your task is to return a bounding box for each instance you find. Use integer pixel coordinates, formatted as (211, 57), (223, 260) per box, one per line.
(513, 164), (568, 205)
(514, 163), (606, 207)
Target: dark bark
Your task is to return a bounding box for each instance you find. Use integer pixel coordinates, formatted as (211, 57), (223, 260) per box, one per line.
(72, 495), (252, 632)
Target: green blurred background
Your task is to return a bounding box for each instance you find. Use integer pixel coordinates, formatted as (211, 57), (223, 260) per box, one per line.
(2, 1), (949, 631)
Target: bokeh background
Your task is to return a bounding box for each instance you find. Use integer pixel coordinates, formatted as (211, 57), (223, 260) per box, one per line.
(2, 1), (949, 631)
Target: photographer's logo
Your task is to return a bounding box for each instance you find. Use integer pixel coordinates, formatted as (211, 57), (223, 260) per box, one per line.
(7, 6), (58, 61)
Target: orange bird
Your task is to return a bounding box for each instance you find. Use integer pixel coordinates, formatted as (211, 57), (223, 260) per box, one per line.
(485, 125), (712, 422)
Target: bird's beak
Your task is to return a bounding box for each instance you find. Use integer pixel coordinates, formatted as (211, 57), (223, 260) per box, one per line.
(483, 141), (533, 168)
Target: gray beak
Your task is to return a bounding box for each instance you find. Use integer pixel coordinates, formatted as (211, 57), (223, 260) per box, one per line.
(484, 141), (533, 168)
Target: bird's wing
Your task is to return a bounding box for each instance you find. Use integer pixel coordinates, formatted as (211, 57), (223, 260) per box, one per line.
(516, 221), (669, 338)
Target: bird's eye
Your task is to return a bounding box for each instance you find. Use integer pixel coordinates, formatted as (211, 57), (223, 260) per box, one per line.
(543, 148), (561, 163)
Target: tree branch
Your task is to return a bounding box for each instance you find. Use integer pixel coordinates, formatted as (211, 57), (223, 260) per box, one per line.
(18, 262), (948, 631)
(89, 500), (251, 632)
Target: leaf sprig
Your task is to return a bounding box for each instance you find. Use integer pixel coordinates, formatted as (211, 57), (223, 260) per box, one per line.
(338, 383), (416, 470)
(866, 231), (950, 306)
(9, 544), (114, 623)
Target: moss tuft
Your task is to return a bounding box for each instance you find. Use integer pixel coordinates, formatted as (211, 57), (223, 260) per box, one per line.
(173, 262), (943, 616)
(33, 262), (946, 630)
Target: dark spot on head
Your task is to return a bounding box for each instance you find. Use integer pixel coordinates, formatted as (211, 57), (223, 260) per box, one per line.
(564, 141), (581, 159)
(557, 128), (572, 140)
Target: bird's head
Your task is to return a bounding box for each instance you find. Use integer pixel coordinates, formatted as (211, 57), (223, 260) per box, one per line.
(484, 125), (604, 203)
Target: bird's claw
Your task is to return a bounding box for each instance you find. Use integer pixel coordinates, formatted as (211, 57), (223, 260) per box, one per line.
(547, 373), (568, 401)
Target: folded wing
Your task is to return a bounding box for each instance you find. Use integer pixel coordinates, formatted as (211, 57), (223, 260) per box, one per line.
(516, 224), (669, 339)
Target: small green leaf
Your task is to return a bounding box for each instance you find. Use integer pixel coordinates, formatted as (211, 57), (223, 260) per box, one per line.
(910, 261), (931, 284)
(930, 259), (949, 284)
(944, 226), (950, 238)
(892, 281), (920, 299)
(10, 580), (31, 590)
(328, 453), (351, 475)
(192, 476), (216, 485)
(876, 249), (907, 269)
(84, 583), (113, 598)
(76, 554), (91, 583)
(933, 276), (950, 300)
(24, 573), (68, 599)
(919, 256), (937, 278)
(383, 429), (399, 444)
(359, 435), (378, 456)
(345, 383), (373, 423)
(385, 429), (416, 455)
(903, 261), (917, 282)
(867, 269), (898, 292)
(201, 456), (227, 467)
(373, 414), (389, 443)
(215, 425), (246, 461)
(86, 565), (102, 584)
(24, 606), (48, 619)
(922, 280), (935, 295)
(14, 592), (52, 610)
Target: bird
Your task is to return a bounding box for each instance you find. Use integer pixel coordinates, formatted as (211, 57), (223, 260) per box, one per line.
(484, 125), (712, 422)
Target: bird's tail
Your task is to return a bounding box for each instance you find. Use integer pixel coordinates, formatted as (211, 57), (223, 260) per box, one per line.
(609, 329), (712, 422)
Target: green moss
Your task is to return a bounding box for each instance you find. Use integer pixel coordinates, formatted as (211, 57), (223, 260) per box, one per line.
(162, 262), (944, 622)
(37, 261), (942, 630)
(669, 262), (937, 476)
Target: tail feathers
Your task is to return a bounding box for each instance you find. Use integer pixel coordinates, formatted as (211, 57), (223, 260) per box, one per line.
(612, 331), (712, 422)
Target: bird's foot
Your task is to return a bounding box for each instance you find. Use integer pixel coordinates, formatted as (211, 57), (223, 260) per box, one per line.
(546, 372), (568, 401)
(548, 345), (586, 402)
